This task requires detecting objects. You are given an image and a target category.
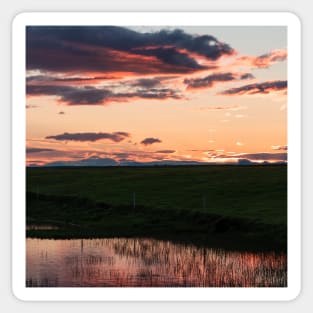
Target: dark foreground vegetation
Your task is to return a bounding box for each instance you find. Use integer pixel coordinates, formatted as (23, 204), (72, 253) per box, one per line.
(26, 165), (287, 251)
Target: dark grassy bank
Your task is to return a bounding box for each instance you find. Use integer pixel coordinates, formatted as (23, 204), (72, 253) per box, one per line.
(26, 165), (287, 250)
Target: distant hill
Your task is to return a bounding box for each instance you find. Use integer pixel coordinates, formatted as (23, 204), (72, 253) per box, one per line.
(28, 156), (287, 167)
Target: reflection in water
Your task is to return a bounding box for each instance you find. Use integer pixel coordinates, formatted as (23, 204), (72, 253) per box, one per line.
(26, 238), (287, 287)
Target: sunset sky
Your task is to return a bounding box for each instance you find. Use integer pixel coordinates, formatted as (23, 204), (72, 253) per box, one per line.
(26, 26), (287, 166)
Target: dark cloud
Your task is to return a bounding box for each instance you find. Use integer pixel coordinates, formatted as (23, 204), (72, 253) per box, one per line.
(142, 28), (234, 60)
(27, 26), (234, 75)
(240, 73), (255, 80)
(141, 137), (162, 146)
(133, 47), (205, 70)
(184, 72), (235, 89)
(184, 72), (253, 90)
(27, 85), (112, 105)
(27, 84), (181, 105)
(219, 80), (287, 95)
(155, 149), (176, 154)
(26, 147), (56, 153)
(45, 131), (130, 142)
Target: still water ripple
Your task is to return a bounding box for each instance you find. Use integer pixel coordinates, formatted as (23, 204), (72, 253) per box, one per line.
(26, 238), (287, 287)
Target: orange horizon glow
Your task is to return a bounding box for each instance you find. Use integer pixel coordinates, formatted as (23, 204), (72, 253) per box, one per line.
(26, 26), (287, 166)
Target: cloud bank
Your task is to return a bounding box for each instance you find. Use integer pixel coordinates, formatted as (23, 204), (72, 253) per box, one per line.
(27, 26), (234, 75)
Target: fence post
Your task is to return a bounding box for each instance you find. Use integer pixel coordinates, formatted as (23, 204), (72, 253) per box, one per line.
(133, 192), (136, 209)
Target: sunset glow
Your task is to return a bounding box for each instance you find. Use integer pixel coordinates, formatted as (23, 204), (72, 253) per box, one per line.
(26, 26), (287, 166)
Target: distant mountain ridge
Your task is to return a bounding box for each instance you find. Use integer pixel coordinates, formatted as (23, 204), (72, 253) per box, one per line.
(28, 156), (287, 167)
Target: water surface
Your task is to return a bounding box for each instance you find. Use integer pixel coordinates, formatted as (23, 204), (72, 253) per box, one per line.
(26, 238), (287, 287)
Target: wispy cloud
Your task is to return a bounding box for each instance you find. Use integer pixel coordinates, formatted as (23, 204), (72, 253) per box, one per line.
(26, 75), (118, 85)
(271, 145), (288, 151)
(197, 104), (245, 111)
(236, 49), (287, 69)
(225, 152), (287, 161)
(219, 80), (287, 96)
(155, 149), (176, 154)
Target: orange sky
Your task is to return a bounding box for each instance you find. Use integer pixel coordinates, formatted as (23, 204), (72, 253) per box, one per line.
(26, 26), (287, 166)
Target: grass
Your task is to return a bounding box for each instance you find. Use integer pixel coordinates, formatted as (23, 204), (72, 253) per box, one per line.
(26, 165), (287, 250)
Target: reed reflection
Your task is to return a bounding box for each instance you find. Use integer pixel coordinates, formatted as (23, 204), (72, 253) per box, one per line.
(26, 238), (287, 287)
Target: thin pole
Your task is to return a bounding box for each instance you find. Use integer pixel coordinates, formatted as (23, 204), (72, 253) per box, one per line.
(203, 195), (206, 209)
(133, 192), (136, 209)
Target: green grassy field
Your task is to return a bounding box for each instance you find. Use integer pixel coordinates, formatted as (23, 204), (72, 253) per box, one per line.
(26, 165), (287, 250)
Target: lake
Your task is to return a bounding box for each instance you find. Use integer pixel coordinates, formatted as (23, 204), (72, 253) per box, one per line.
(26, 237), (287, 287)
